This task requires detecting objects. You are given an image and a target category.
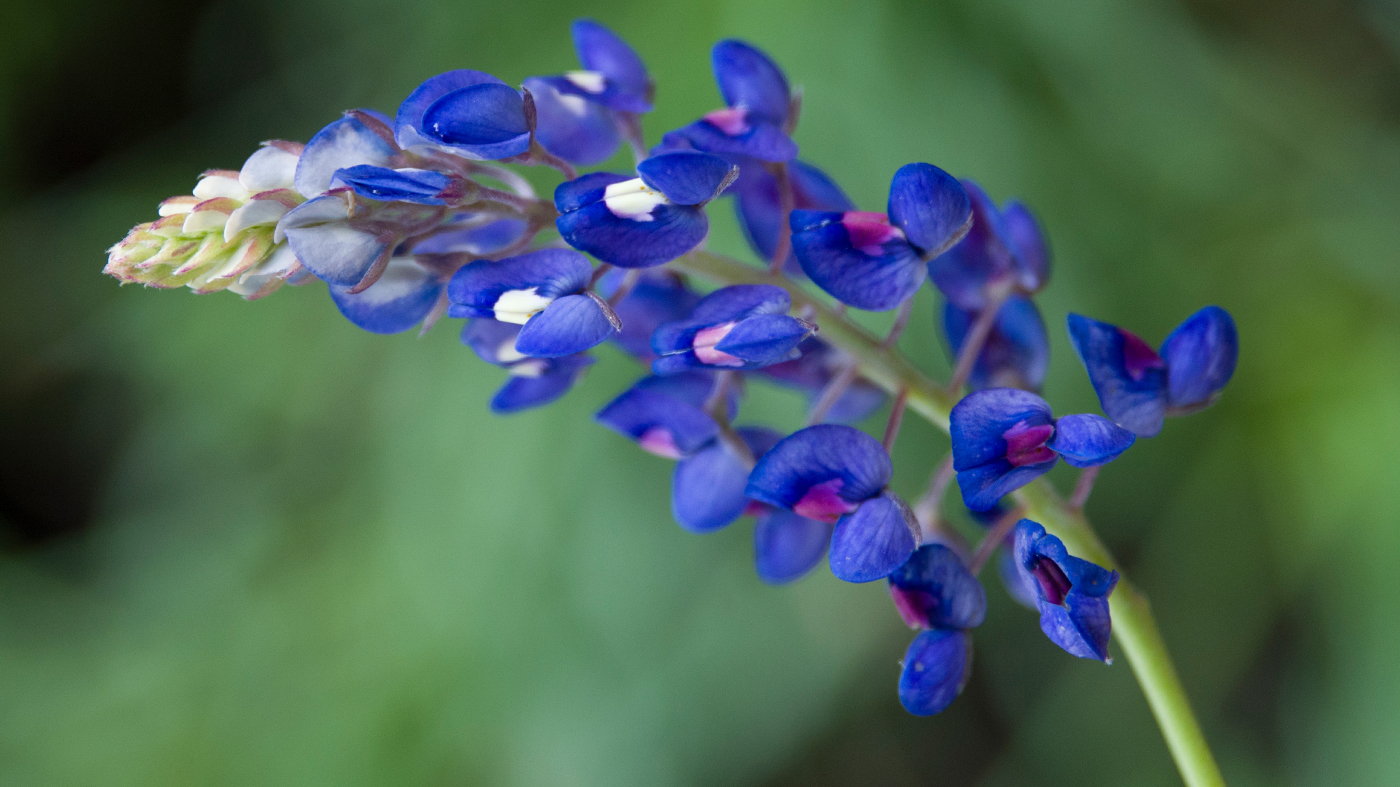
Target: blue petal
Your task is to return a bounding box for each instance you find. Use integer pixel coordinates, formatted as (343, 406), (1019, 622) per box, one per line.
(746, 424), (891, 511)
(554, 171), (633, 213)
(711, 39), (791, 125)
(572, 19), (653, 111)
(1002, 200), (1050, 292)
(1012, 519), (1119, 661)
(1039, 593), (1114, 661)
(295, 116), (398, 198)
(446, 249), (593, 319)
(637, 151), (736, 205)
(279, 196), (391, 287)
(651, 283), (792, 355)
(1047, 414), (1136, 468)
(331, 165), (455, 205)
(790, 210), (925, 311)
(422, 83), (530, 160)
(328, 256), (443, 334)
(736, 160), (854, 266)
(943, 296), (1050, 392)
(395, 70), (505, 150)
(411, 217), (526, 255)
(714, 314), (812, 363)
(753, 509), (832, 585)
(460, 318), (522, 366)
(670, 427), (776, 534)
(524, 77), (621, 166)
(600, 269), (700, 362)
(491, 355), (594, 414)
(887, 544), (987, 629)
(515, 294), (617, 358)
(949, 388), (1054, 471)
(829, 491), (919, 583)
(898, 629), (972, 716)
(557, 202), (709, 268)
(1160, 306), (1238, 414)
(928, 180), (1015, 310)
(1066, 313), (1168, 437)
(955, 459), (1056, 512)
(887, 163), (972, 257)
(594, 372), (723, 456)
(658, 120), (798, 163)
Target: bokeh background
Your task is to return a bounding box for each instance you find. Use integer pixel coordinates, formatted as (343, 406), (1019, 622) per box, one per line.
(2, 0), (1398, 784)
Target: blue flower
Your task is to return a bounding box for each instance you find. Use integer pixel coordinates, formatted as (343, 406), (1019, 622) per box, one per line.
(555, 151), (738, 268)
(534, 19), (654, 114)
(733, 159), (853, 272)
(595, 371), (737, 459)
(746, 424), (918, 582)
(950, 388), (1137, 511)
(395, 70), (512, 155)
(658, 40), (799, 162)
(899, 628), (974, 717)
(942, 295), (1050, 392)
(396, 70), (533, 160)
(1012, 519), (1119, 662)
(756, 336), (887, 424)
(328, 255), (451, 334)
(672, 427), (779, 533)
(1067, 307), (1238, 437)
(887, 544), (986, 715)
(752, 507), (833, 585)
(791, 163), (971, 311)
(932, 180), (1050, 310)
(447, 249), (618, 358)
(651, 284), (814, 374)
(596, 268), (701, 363)
(330, 164), (466, 206)
(460, 318), (594, 414)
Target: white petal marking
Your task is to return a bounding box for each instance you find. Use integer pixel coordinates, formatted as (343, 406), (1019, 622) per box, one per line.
(603, 178), (670, 222)
(564, 70), (607, 94)
(493, 288), (553, 324)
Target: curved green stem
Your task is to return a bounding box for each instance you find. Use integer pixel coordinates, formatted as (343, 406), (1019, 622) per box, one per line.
(670, 249), (1227, 787)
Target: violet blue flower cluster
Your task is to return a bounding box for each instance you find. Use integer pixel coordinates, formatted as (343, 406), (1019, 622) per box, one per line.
(104, 19), (1239, 718)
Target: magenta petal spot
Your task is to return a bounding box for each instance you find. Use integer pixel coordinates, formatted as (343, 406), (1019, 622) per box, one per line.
(1003, 421), (1056, 467)
(841, 211), (905, 255)
(743, 500), (768, 518)
(1120, 329), (1166, 381)
(890, 585), (939, 629)
(638, 427), (683, 459)
(703, 106), (751, 136)
(1030, 555), (1073, 605)
(792, 478), (860, 523)
(692, 322), (745, 366)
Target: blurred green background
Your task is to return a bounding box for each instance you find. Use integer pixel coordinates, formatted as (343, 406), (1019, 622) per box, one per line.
(2, 0), (1398, 784)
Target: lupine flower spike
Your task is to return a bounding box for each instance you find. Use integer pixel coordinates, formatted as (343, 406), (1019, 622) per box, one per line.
(1067, 307), (1238, 437)
(1012, 519), (1119, 661)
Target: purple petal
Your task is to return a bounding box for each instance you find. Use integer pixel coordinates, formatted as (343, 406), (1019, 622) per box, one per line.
(887, 163), (971, 257)
(671, 427), (777, 534)
(1012, 519), (1119, 661)
(637, 151), (736, 205)
(949, 388), (1054, 471)
(594, 372), (724, 456)
(753, 509), (832, 585)
(557, 201), (709, 268)
(295, 116), (398, 198)
(331, 165), (456, 205)
(422, 83), (530, 160)
(1160, 306), (1238, 414)
(514, 294), (617, 358)
(791, 210), (926, 311)
(898, 629), (972, 716)
(829, 491), (919, 583)
(651, 284), (791, 355)
(746, 424), (891, 512)
(1066, 313), (1168, 437)
(396, 70), (505, 150)
(524, 77), (621, 166)
(943, 296), (1049, 392)
(328, 256), (443, 334)
(711, 39), (790, 125)
(1047, 414), (1136, 468)
(887, 544), (987, 629)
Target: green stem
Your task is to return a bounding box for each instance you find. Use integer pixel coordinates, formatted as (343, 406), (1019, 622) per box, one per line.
(670, 249), (1227, 787)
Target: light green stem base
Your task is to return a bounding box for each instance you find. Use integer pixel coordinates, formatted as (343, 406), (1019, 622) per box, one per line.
(671, 250), (1227, 787)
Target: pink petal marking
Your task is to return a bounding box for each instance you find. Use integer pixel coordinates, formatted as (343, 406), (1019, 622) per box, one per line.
(704, 106), (751, 136)
(1003, 421), (1056, 467)
(889, 585), (937, 629)
(841, 211), (905, 255)
(638, 427), (683, 459)
(692, 322), (745, 367)
(792, 478), (860, 523)
(1119, 329), (1166, 381)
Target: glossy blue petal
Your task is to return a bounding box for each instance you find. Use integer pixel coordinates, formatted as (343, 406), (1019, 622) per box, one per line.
(943, 296), (1050, 392)
(395, 70), (504, 150)
(651, 284), (791, 355)
(956, 459), (1056, 512)
(929, 180), (1015, 310)
(829, 491), (918, 583)
(714, 314), (812, 363)
(328, 256), (443, 334)
(1047, 414), (1136, 468)
(422, 83), (530, 160)
(295, 116), (398, 198)
(331, 165), (455, 205)
(446, 249), (592, 320)
(523, 77), (621, 166)
(491, 355), (594, 415)
(1066, 313), (1168, 437)
(736, 160), (854, 266)
(637, 151), (736, 205)
(572, 19), (652, 111)
(557, 202), (709, 268)
(460, 318), (522, 366)
(279, 196), (390, 287)
(554, 171), (633, 213)
(515, 294), (616, 358)
(658, 120), (798, 163)
(1160, 306), (1238, 414)
(898, 629), (972, 716)
(887, 544), (987, 629)
(746, 424), (891, 511)
(411, 217), (526, 256)
(711, 39), (790, 126)
(753, 509), (832, 585)
(1002, 200), (1050, 292)
(599, 269), (700, 362)
(671, 427), (779, 534)
(949, 388), (1054, 471)
(790, 210), (926, 311)
(594, 372), (723, 456)
(1013, 519), (1119, 661)
(887, 163), (972, 257)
